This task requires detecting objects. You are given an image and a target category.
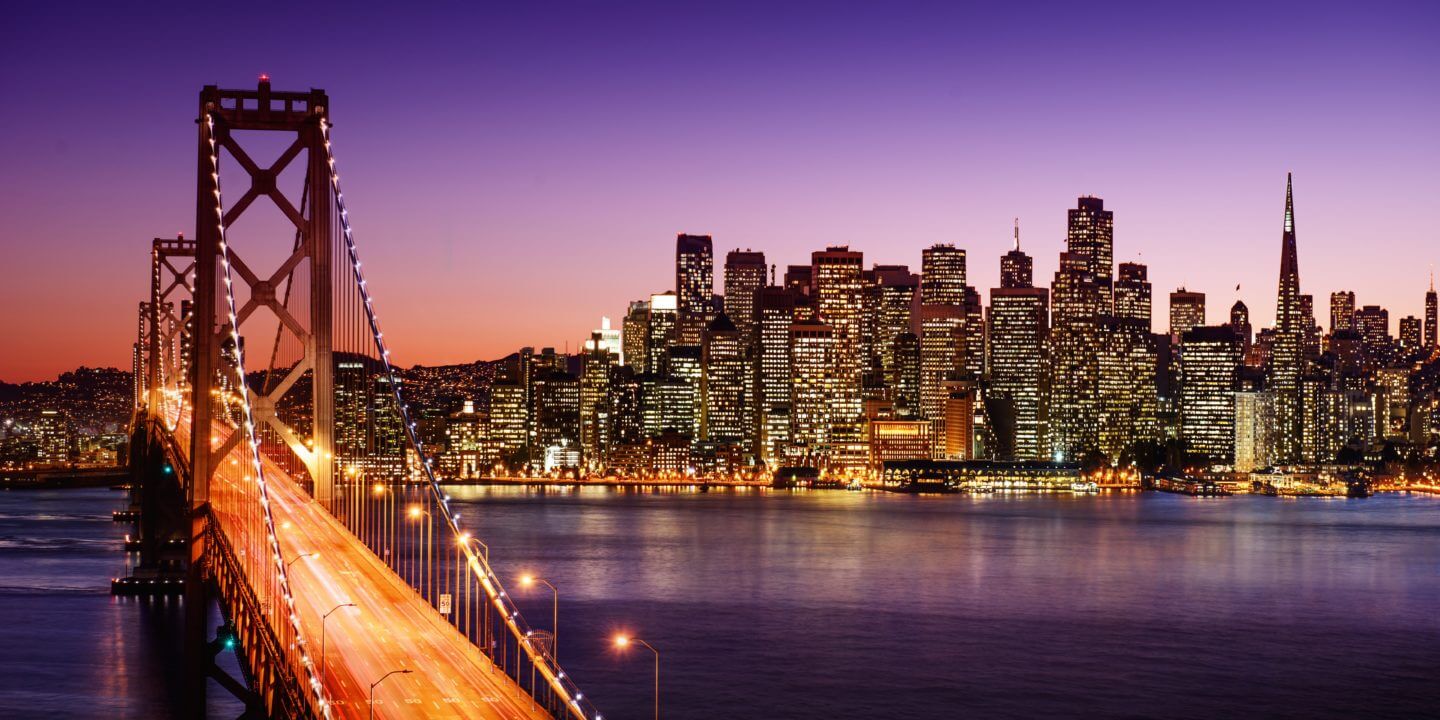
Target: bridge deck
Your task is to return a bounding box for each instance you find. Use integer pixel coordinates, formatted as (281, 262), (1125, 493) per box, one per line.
(177, 418), (553, 720)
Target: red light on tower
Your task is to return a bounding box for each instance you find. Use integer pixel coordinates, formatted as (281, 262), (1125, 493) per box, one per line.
(259, 73), (270, 83)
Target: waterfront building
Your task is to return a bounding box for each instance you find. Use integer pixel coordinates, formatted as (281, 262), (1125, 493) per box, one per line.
(580, 334), (616, 465)
(1270, 173), (1305, 463)
(533, 369), (580, 455)
(443, 401), (487, 478)
(812, 247), (866, 455)
(1098, 316), (1158, 462)
(1179, 325), (1241, 463)
(1049, 250), (1101, 460)
(1169, 288), (1206, 343)
(756, 286), (796, 461)
(790, 318), (836, 457)
(723, 249), (767, 342)
(34, 410), (73, 466)
(868, 420), (933, 467)
(1233, 390), (1274, 472)
(943, 380), (976, 460)
(488, 381), (528, 469)
(701, 313), (752, 448)
(986, 285), (1049, 460)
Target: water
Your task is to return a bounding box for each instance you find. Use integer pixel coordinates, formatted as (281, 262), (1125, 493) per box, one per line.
(1, 488), (1437, 718)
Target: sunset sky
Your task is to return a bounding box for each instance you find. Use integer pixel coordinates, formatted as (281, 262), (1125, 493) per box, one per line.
(1, 1), (1437, 382)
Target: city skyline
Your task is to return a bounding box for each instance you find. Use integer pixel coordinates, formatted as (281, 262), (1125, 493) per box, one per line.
(3, 1), (1440, 381)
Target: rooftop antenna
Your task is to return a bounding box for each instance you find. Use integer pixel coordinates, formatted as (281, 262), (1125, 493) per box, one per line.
(1013, 218), (1020, 251)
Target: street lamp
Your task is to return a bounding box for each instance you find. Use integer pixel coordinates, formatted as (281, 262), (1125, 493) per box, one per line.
(320, 602), (356, 685)
(407, 506), (433, 602)
(614, 634), (659, 720)
(284, 551), (317, 571)
(519, 574), (558, 663)
(368, 668), (412, 720)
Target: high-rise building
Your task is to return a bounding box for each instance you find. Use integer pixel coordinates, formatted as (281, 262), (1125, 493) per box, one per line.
(723, 250), (767, 342)
(942, 380), (976, 460)
(488, 381), (529, 469)
(533, 369), (580, 456)
(1426, 274), (1437, 348)
(1399, 316), (1423, 354)
(1270, 173), (1305, 463)
(1000, 220), (1033, 290)
(1329, 291), (1356, 334)
(1355, 305), (1391, 369)
(1068, 197), (1115, 310)
(1115, 262), (1151, 326)
(676, 234), (714, 344)
(866, 266), (917, 378)
(1229, 300), (1252, 355)
(987, 284), (1049, 460)
(1300, 294), (1321, 359)
(584, 317), (624, 361)
(756, 286), (796, 461)
(580, 333), (616, 466)
(667, 345), (702, 438)
(921, 244), (967, 306)
(1179, 325), (1241, 462)
(811, 247), (866, 446)
(789, 318), (835, 456)
(645, 292), (678, 375)
(891, 332), (922, 420)
(1233, 389), (1274, 472)
(1049, 251), (1101, 460)
(1098, 317), (1158, 462)
(622, 300), (649, 370)
(701, 313), (751, 446)
(34, 410), (73, 466)
(1169, 288), (1206, 342)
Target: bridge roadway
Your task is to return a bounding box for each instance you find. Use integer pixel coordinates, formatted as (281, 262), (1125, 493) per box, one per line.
(173, 416), (553, 720)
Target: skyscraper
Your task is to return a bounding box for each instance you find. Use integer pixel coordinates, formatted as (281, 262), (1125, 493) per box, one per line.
(1169, 288), (1206, 342)
(1049, 251), (1101, 459)
(645, 292), (678, 375)
(789, 318), (835, 455)
(987, 284), (1049, 460)
(1179, 325), (1241, 462)
(1000, 220), (1033, 290)
(723, 250), (767, 342)
(921, 244), (967, 306)
(1068, 197), (1115, 311)
(622, 300), (649, 370)
(1114, 262), (1151, 326)
(866, 266), (917, 379)
(1399, 316), (1422, 354)
(1355, 305), (1391, 370)
(1329, 291), (1356, 335)
(918, 243), (971, 453)
(676, 234), (714, 344)
(811, 247), (866, 457)
(1426, 273), (1437, 349)
(1270, 173), (1304, 463)
(756, 286), (796, 462)
(1229, 300), (1252, 355)
(701, 313), (751, 446)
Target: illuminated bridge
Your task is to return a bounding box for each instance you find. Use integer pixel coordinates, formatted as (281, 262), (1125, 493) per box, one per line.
(124, 79), (601, 720)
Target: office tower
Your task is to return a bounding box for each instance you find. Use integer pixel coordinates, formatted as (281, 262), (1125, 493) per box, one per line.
(1229, 301), (1252, 355)
(1427, 274), (1437, 348)
(1068, 196), (1115, 310)
(1374, 368), (1410, 441)
(1355, 305), (1391, 369)
(334, 359), (371, 465)
(1399, 316), (1423, 353)
(580, 333), (616, 466)
(645, 292), (677, 374)
(1169, 288), (1206, 341)
(585, 316), (624, 360)
(943, 380), (976, 460)
(1098, 317), (1158, 462)
(533, 369), (580, 455)
(622, 300), (649, 370)
(756, 286), (796, 461)
(811, 247), (866, 447)
(921, 244), (967, 305)
(1233, 389), (1274, 472)
(605, 366), (644, 455)
(443, 401), (486, 478)
(987, 283), (1050, 460)
(1049, 251), (1101, 460)
(489, 381), (528, 469)
(701, 313), (751, 446)
(1115, 262), (1151, 325)
(1330, 291), (1356, 334)
(891, 332), (922, 420)
(1300, 294), (1322, 359)
(723, 250), (767, 342)
(918, 304), (966, 421)
(1270, 173), (1305, 463)
(667, 345), (703, 438)
(1179, 325), (1241, 462)
(867, 266), (918, 378)
(640, 375), (694, 439)
(1000, 220), (1033, 289)
(789, 318), (835, 454)
(675, 234), (714, 344)
(34, 410), (73, 465)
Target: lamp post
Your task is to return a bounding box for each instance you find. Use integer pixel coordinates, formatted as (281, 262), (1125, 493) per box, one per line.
(520, 574), (558, 663)
(368, 668), (412, 720)
(284, 551), (317, 571)
(320, 602), (356, 685)
(614, 635), (659, 720)
(407, 506), (433, 601)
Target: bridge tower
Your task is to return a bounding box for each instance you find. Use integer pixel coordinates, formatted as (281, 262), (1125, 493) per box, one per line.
(188, 78), (333, 716)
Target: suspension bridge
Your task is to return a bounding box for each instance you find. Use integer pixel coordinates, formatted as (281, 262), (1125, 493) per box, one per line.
(123, 78), (603, 720)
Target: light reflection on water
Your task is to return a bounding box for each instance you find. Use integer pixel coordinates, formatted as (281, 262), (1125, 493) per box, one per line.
(1, 487), (1436, 719)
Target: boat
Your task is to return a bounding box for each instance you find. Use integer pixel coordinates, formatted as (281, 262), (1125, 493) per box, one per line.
(1070, 480), (1099, 494)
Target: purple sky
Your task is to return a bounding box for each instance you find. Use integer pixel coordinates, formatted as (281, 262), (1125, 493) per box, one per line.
(2, 1), (1437, 381)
